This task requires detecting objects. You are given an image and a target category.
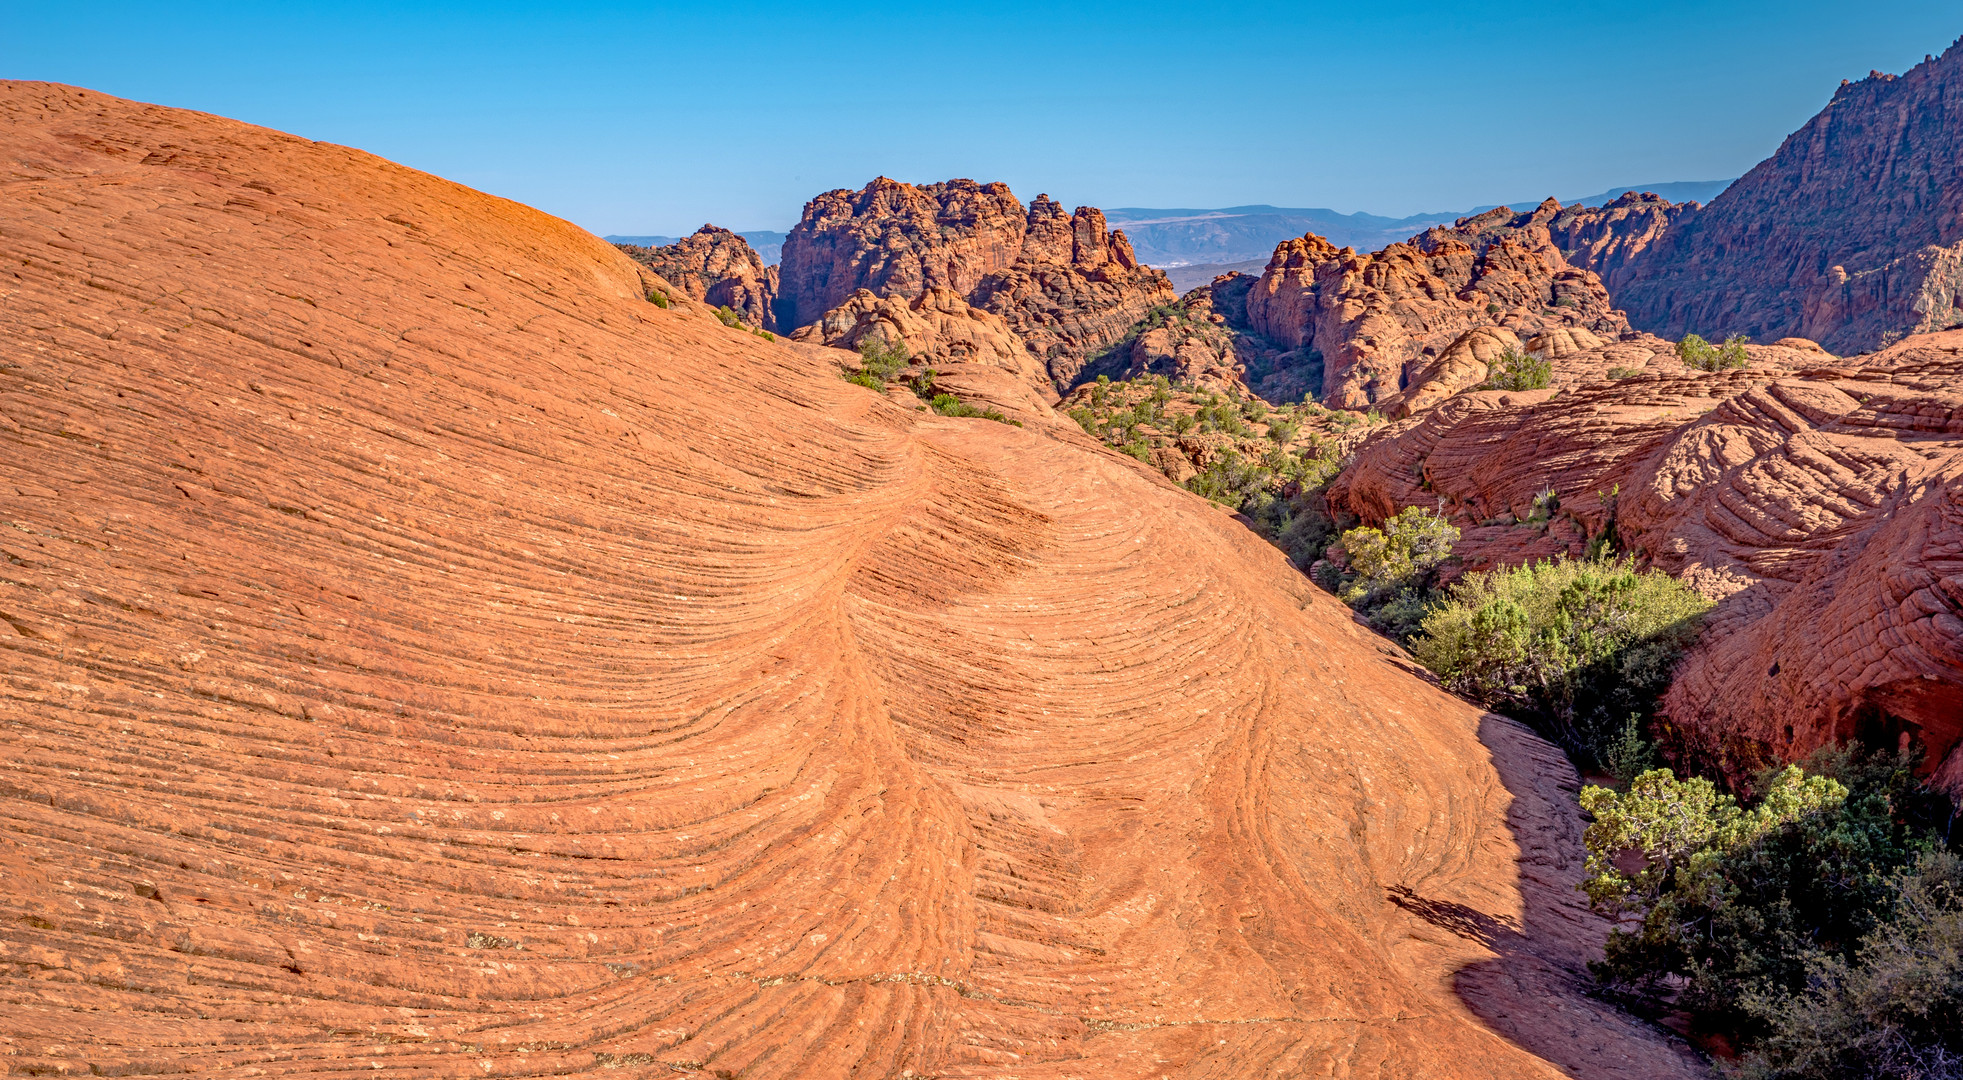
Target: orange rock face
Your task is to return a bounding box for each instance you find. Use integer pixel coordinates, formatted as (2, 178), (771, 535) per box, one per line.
(616, 225), (780, 331)
(1615, 45), (1963, 353)
(1244, 200), (1632, 409)
(778, 180), (1175, 394)
(1329, 335), (1963, 790)
(0, 82), (1707, 1078)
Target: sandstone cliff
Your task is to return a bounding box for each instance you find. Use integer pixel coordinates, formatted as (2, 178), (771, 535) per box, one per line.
(0, 81), (1703, 1079)
(617, 224), (779, 331)
(1327, 334), (1963, 791)
(777, 179), (1175, 394)
(1244, 199), (1635, 408)
(1615, 43), (1963, 353)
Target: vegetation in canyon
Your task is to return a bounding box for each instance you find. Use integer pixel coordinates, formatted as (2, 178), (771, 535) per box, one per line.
(1061, 374), (1364, 570)
(1582, 749), (1959, 1078)
(1412, 556), (1711, 770)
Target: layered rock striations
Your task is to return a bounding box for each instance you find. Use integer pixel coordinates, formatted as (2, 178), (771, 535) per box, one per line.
(1243, 200), (1636, 409)
(1327, 334), (1963, 791)
(777, 179), (1175, 394)
(617, 224), (779, 330)
(1615, 43), (1963, 353)
(0, 81), (1705, 1079)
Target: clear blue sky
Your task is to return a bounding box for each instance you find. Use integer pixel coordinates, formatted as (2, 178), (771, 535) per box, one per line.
(7, 2), (1960, 235)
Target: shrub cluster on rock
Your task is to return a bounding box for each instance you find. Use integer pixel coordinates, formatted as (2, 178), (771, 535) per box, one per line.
(1678, 332), (1751, 371)
(1062, 375), (1371, 569)
(1410, 555), (1710, 769)
(1581, 750), (1960, 1078)
(1477, 346), (1554, 391)
(1319, 506), (1460, 639)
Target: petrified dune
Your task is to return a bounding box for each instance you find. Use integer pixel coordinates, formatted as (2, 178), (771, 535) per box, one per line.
(1330, 336), (1963, 791)
(0, 83), (1702, 1077)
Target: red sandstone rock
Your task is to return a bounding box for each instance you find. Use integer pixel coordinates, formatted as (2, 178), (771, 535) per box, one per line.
(1545, 192), (1696, 294)
(1616, 42), (1963, 353)
(0, 81), (1706, 1079)
(616, 225), (780, 331)
(777, 179), (1175, 395)
(1329, 332), (1963, 791)
(1244, 201), (1631, 409)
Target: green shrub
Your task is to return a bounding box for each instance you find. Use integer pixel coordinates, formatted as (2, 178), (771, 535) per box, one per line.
(1580, 748), (1954, 1066)
(1678, 332), (1751, 371)
(929, 392), (1021, 427)
(842, 336), (912, 389)
(752, 328), (775, 342)
(1740, 849), (1963, 1080)
(645, 286), (671, 309)
(1329, 506), (1460, 640)
(1607, 365), (1643, 379)
(715, 305), (743, 328)
(1409, 555), (1709, 764)
(1342, 506), (1458, 587)
(1479, 347), (1553, 391)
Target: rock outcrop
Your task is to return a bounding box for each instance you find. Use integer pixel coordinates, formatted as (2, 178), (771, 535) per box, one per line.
(774, 177), (1030, 330)
(1615, 42), (1963, 353)
(1544, 192), (1696, 293)
(618, 224), (779, 330)
(777, 179), (1175, 393)
(1244, 200), (1634, 409)
(1328, 333), (1963, 792)
(0, 82), (1706, 1079)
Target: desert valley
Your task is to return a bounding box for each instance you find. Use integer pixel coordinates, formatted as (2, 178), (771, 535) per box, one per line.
(3, 26), (1963, 1080)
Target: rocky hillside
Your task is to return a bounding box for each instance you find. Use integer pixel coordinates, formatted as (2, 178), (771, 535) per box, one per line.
(1242, 199), (1645, 409)
(0, 82), (1706, 1079)
(1616, 42), (1963, 353)
(1326, 335), (1963, 791)
(616, 225), (779, 331)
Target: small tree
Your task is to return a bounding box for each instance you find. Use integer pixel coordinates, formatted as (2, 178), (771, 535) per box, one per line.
(1479, 347), (1553, 391)
(1678, 333), (1750, 371)
(843, 336), (911, 389)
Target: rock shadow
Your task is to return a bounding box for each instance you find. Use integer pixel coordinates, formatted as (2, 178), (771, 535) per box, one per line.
(1394, 714), (1710, 1079)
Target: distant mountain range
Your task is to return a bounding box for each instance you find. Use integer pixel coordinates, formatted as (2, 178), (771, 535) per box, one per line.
(607, 181), (1731, 283)
(1106, 180), (1735, 270)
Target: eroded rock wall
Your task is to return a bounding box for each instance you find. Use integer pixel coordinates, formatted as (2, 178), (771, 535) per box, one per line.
(1243, 200), (1634, 409)
(617, 224), (780, 330)
(777, 179), (1175, 395)
(1615, 42), (1963, 353)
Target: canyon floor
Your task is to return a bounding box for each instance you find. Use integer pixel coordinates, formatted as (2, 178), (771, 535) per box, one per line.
(0, 83), (1711, 1077)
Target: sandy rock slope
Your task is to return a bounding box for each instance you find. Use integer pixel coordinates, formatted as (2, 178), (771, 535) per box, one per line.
(0, 83), (1701, 1079)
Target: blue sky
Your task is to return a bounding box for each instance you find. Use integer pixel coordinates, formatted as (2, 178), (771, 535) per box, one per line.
(7, 2), (1961, 235)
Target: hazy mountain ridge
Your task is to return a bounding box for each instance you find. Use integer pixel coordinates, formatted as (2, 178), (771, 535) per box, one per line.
(1108, 180), (1732, 269)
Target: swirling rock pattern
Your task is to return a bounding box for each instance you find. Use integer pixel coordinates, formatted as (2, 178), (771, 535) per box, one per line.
(1329, 334), (1963, 790)
(0, 83), (1704, 1078)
